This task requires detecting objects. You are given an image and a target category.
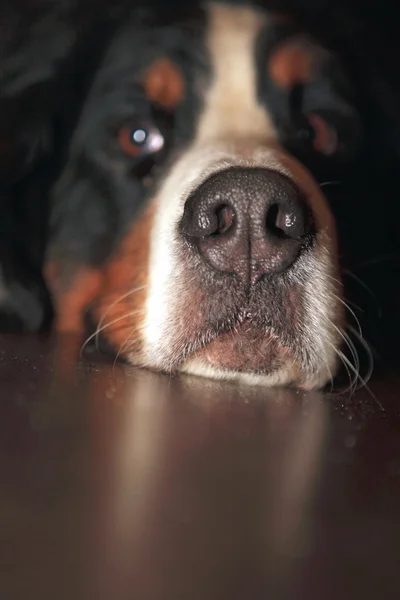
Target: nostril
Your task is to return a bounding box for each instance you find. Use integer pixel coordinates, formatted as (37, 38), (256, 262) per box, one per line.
(275, 206), (298, 236)
(266, 204), (301, 239)
(214, 204), (235, 235)
(182, 198), (235, 239)
(266, 204), (285, 238)
(266, 197), (312, 240)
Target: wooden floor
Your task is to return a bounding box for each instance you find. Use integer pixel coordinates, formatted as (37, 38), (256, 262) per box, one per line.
(1, 334), (400, 599)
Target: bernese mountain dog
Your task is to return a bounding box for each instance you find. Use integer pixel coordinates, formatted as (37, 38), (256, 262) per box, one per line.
(1, 0), (400, 390)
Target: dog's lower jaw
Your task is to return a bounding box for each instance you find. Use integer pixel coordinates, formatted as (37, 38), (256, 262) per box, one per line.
(123, 334), (339, 390)
(179, 351), (338, 390)
(122, 355), (337, 391)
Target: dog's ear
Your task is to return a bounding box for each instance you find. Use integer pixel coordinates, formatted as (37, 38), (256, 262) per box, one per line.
(0, 1), (120, 182)
(0, 0), (77, 98)
(0, 81), (60, 184)
(0, 0), (79, 178)
(0, 2), (119, 332)
(0, 10), (69, 331)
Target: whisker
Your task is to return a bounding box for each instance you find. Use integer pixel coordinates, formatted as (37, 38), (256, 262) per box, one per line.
(355, 254), (400, 270)
(330, 323), (360, 394)
(96, 284), (148, 347)
(319, 312), (359, 394)
(346, 324), (375, 386)
(329, 342), (383, 409)
(326, 273), (344, 288)
(330, 344), (358, 395)
(319, 180), (341, 188)
(112, 324), (145, 369)
(325, 340), (353, 395)
(343, 329), (361, 395)
(344, 298), (364, 314)
(80, 308), (146, 357)
(325, 317), (381, 407)
(342, 269), (382, 319)
(327, 274), (365, 316)
(332, 293), (363, 336)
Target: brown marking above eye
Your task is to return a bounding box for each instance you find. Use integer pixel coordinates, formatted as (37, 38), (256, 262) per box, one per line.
(268, 39), (315, 89)
(143, 58), (185, 109)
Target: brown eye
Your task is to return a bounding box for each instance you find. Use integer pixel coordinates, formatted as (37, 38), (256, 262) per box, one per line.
(118, 122), (164, 157)
(306, 113), (338, 155)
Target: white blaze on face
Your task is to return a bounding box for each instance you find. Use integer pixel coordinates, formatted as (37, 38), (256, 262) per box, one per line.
(141, 3), (342, 387)
(196, 3), (276, 143)
(144, 4), (280, 360)
(143, 4), (280, 362)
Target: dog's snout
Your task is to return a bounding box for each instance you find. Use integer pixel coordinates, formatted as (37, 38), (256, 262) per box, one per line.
(181, 167), (314, 285)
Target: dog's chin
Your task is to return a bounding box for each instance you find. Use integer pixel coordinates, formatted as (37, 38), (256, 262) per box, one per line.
(173, 321), (299, 386)
(116, 314), (336, 390)
(190, 320), (288, 372)
(173, 320), (328, 390)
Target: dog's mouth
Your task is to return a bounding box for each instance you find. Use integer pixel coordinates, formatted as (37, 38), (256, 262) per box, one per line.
(200, 330), (286, 372)
(182, 315), (294, 376)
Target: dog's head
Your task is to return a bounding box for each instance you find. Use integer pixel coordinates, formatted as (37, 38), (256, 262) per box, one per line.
(47, 2), (367, 389)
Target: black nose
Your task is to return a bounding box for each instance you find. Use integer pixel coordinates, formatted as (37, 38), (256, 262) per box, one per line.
(180, 167), (314, 286)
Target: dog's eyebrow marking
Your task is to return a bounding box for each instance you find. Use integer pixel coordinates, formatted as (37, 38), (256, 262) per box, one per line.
(143, 58), (185, 109)
(268, 39), (316, 89)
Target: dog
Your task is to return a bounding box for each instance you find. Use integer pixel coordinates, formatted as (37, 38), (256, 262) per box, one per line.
(1, 0), (400, 390)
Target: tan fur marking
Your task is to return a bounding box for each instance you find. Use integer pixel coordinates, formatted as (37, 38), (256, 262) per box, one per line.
(46, 203), (155, 351)
(197, 4), (276, 143)
(92, 202), (156, 354)
(45, 263), (104, 333)
(268, 40), (315, 89)
(144, 58), (185, 110)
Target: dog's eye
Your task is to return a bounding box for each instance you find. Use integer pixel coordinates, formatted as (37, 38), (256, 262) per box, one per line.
(298, 114), (338, 156)
(118, 121), (164, 157)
